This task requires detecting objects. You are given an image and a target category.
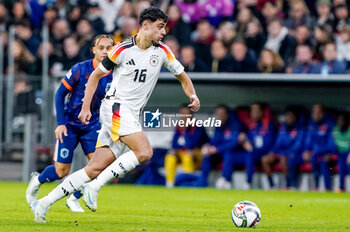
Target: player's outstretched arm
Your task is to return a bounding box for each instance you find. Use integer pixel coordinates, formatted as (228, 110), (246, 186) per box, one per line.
(78, 67), (106, 125)
(55, 84), (70, 142)
(175, 71), (200, 112)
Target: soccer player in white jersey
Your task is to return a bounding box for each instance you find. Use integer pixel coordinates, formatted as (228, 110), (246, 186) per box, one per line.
(30, 7), (200, 223)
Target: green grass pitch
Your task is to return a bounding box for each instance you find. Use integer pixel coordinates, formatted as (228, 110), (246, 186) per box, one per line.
(1, 182), (350, 232)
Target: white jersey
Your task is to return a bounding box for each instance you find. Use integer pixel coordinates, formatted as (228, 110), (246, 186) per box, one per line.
(99, 35), (184, 113)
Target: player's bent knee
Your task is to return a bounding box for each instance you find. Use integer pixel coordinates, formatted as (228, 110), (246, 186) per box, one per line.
(135, 147), (153, 164)
(55, 166), (70, 178)
(84, 165), (104, 179)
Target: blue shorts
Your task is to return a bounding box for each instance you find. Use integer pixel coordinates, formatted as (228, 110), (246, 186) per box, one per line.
(53, 122), (101, 164)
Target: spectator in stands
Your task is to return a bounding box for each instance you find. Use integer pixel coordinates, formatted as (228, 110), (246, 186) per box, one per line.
(97, 0), (124, 33)
(226, 39), (258, 73)
(50, 19), (71, 58)
(115, 1), (133, 30)
(210, 40), (231, 72)
(236, 7), (254, 35)
(295, 25), (314, 47)
(257, 49), (285, 73)
(43, 6), (58, 30)
(86, 3), (105, 35)
(0, 30), (8, 49)
(29, 41), (59, 76)
(243, 18), (266, 55)
(180, 46), (209, 72)
(166, 5), (191, 46)
(319, 42), (346, 75)
(195, 105), (242, 187)
(9, 1), (31, 26)
(265, 18), (296, 66)
(315, 0), (334, 27)
(164, 105), (209, 188)
(61, 36), (81, 71)
(14, 21), (41, 56)
(332, 112), (350, 193)
(314, 24), (333, 61)
(262, 106), (306, 189)
(336, 25), (350, 70)
(216, 21), (236, 50)
(11, 40), (35, 75)
(75, 18), (95, 61)
(54, 0), (75, 19)
(0, 3), (8, 32)
(237, 103), (275, 189)
(284, 0), (314, 36)
(67, 6), (81, 32)
(291, 44), (321, 74)
(259, 1), (284, 32)
(113, 16), (138, 43)
(134, 0), (151, 17)
(303, 104), (335, 191)
(333, 3), (350, 33)
(193, 19), (216, 66)
(236, 0), (258, 11)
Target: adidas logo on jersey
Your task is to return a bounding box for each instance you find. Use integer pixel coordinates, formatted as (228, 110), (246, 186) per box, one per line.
(126, 59), (136, 65)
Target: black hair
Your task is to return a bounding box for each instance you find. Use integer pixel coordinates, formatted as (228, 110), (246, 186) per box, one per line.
(313, 103), (325, 113)
(251, 102), (266, 111)
(91, 34), (114, 52)
(215, 104), (230, 115)
(139, 7), (168, 26)
(284, 105), (302, 119)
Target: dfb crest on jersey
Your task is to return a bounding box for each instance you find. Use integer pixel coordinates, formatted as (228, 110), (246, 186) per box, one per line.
(149, 54), (159, 67)
(143, 109), (161, 128)
(60, 148), (69, 159)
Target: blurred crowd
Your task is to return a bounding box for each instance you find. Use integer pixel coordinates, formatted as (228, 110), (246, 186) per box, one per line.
(137, 103), (350, 192)
(2, 0), (350, 80)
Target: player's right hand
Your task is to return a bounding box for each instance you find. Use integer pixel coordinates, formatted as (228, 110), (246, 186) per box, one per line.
(188, 95), (200, 112)
(78, 109), (92, 125)
(55, 125), (68, 143)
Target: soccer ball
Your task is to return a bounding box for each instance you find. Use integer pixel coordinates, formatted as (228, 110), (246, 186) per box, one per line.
(231, 201), (261, 228)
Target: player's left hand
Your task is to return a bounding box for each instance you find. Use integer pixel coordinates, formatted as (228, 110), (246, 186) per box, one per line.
(188, 95), (200, 112)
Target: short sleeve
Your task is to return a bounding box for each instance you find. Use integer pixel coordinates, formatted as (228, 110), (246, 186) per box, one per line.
(61, 63), (80, 91)
(160, 43), (184, 75)
(107, 42), (125, 65)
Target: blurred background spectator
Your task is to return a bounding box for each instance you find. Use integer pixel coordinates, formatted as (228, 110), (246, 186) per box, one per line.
(257, 49), (285, 73)
(2, 0), (350, 75)
(320, 42), (346, 75)
(180, 46), (208, 72)
(226, 39), (258, 72)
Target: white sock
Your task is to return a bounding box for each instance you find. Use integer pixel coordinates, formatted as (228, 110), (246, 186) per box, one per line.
(89, 150), (139, 190)
(34, 176), (41, 186)
(42, 169), (91, 206)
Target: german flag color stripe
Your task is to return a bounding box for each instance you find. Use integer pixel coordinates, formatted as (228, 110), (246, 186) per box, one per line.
(107, 42), (130, 63)
(159, 44), (175, 62)
(111, 103), (121, 142)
